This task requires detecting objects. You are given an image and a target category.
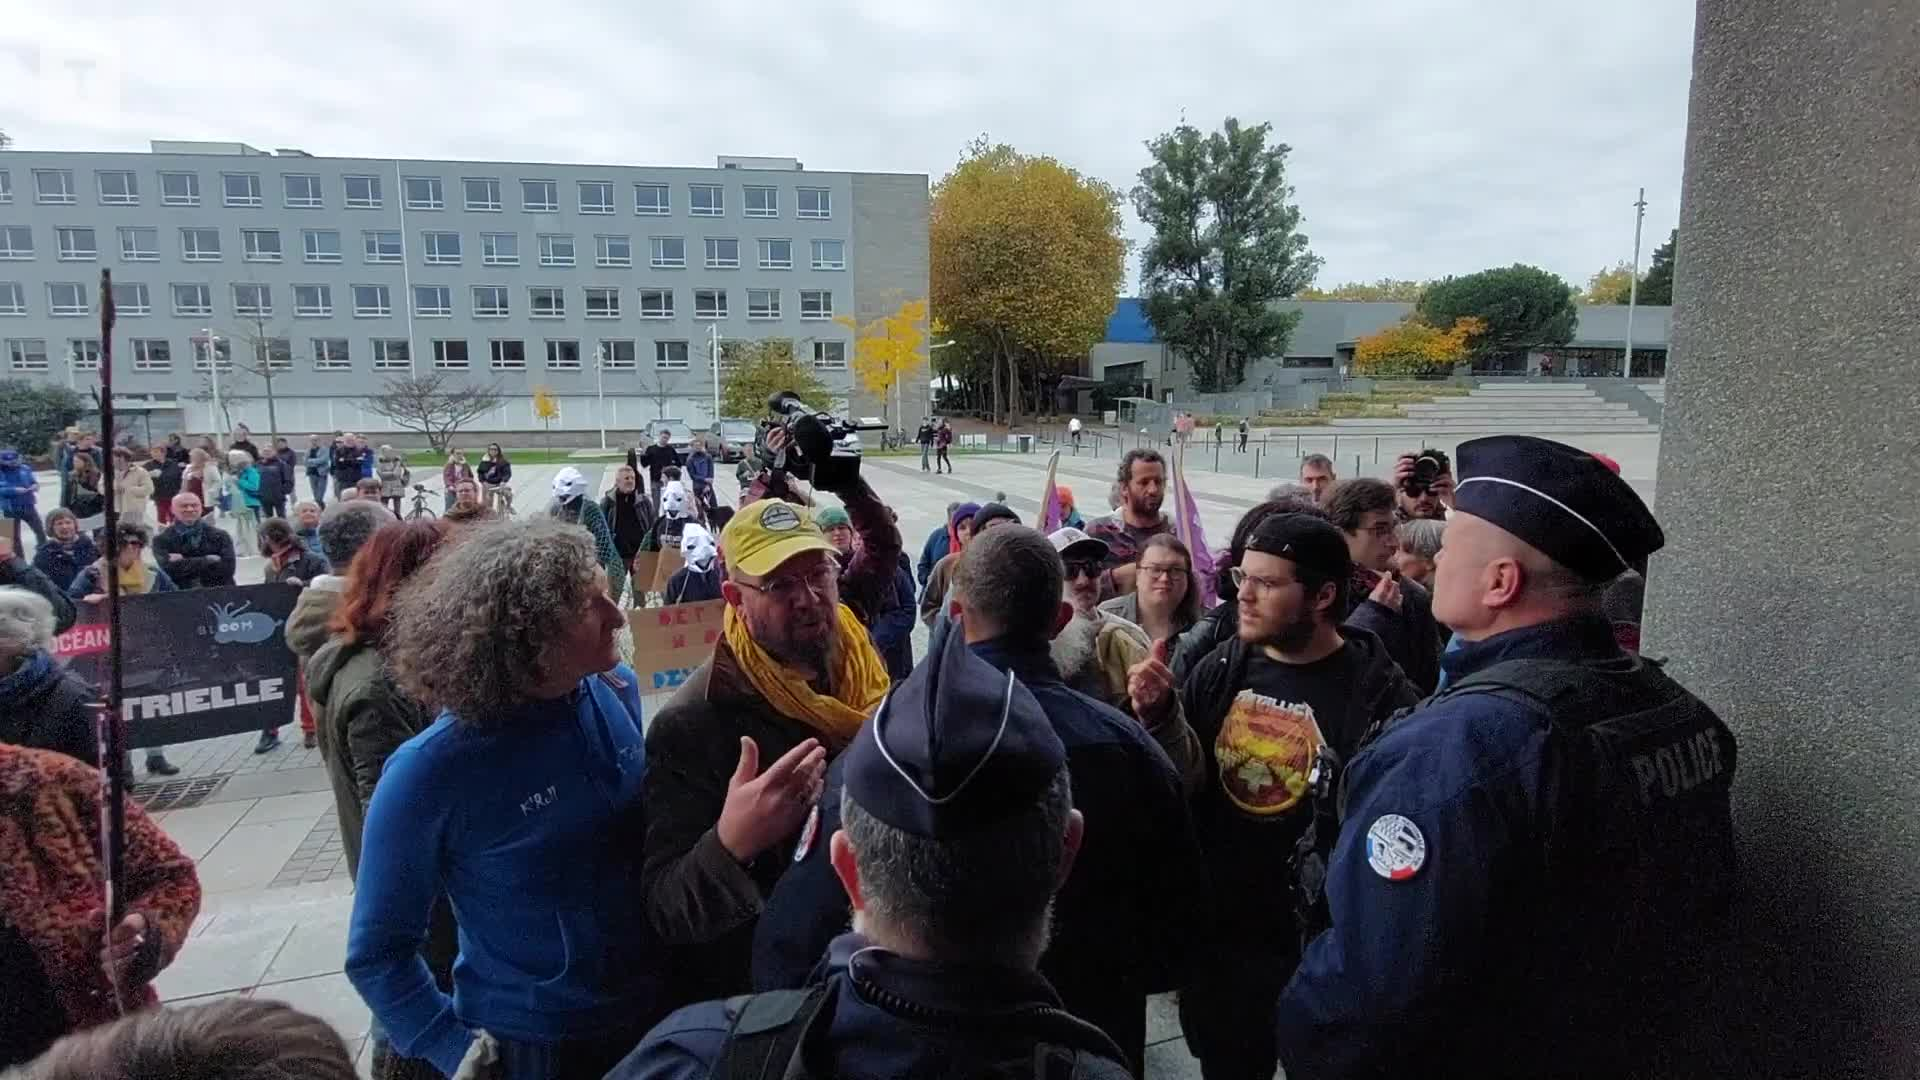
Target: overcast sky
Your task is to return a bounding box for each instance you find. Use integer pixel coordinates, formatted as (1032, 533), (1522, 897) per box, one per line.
(1, 0), (1693, 293)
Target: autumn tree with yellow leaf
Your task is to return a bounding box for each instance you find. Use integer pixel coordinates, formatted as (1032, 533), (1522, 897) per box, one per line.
(932, 138), (1126, 425)
(532, 385), (559, 447)
(836, 297), (928, 426)
(1352, 316), (1487, 378)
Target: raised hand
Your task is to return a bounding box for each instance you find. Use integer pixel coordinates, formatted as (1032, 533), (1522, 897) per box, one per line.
(1127, 637), (1178, 723)
(715, 736), (827, 862)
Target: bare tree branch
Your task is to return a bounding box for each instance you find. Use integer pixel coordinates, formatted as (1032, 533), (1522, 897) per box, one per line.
(358, 372), (505, 453)
(632, 369), (683, 420)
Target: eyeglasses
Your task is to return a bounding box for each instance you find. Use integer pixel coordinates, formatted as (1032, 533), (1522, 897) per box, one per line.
(1230, 566), (1298, 594)
(736, 565), (839, 602)
(1062, 558), (1104, 582)
(1138, 563), (1189, 581)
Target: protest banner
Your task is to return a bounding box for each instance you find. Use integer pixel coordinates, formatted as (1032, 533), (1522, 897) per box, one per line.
(628, 599), (725, 692)
(53, 584), (301, 748)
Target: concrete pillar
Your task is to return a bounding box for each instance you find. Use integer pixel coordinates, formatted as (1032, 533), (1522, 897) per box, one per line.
(1645, 2), (1920, 1074)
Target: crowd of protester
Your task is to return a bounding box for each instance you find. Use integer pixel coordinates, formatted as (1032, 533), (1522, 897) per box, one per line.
(0, 417), (1733, 1080)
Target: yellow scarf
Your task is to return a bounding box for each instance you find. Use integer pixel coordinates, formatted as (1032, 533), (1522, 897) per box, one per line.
(722, 601), (890, 750)
(99, 557), (147, 594)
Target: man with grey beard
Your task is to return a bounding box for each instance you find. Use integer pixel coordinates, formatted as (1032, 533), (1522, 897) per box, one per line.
(1048, 527), (1201, 791)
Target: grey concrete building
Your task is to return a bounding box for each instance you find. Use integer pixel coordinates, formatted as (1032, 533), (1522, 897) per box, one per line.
(1088, 298), (1672, 405)
(0, 141), (928, 441)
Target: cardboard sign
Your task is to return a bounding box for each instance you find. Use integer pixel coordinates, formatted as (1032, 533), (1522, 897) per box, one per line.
(627, 548), (689, 599)
(628, 599), (726, 692)
(53, 584), (301, 748)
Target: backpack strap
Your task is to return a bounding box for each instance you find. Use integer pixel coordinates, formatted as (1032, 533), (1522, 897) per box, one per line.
(710, 987), (831, 1080)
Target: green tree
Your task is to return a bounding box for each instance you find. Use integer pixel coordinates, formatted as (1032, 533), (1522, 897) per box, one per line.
(1299, 278), (1427, 302)
(1638, 228), (1676, 305)
(1583, 262), (1637, 305)
(0, 380), (88, 456)
(718, 339), (834, 420)
(1132, 116), (1322, 392)
(932, 138), (1126, 425)
(1417, 264), (1578, 365)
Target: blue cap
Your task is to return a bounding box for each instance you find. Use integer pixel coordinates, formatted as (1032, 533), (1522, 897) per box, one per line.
(0, 449), (17, 466)
(1453, 435), (1663, 582)
(843, 622), (1065, 838)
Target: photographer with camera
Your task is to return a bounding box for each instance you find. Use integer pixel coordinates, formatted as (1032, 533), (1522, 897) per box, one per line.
(1393, 448), (1455, 521)
(641, 394), (902, 1003)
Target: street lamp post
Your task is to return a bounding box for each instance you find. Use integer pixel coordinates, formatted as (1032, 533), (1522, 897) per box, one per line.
(202, 326), (223, 433)
(595, 343), (608, 450)
(709, 324), (723, 424)
(1624, 187), (1648, 377)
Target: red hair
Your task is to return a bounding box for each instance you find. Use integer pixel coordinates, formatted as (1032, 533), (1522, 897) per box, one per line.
(330, 519), (454, 644)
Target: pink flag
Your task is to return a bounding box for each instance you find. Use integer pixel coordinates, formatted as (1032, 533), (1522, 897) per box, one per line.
(1172, 444), (1220, 608)
(1039, 451), (1064, 533)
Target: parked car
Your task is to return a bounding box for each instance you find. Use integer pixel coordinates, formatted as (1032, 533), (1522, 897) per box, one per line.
(648, 419), (696, 463)
(708, 419), (758, 463)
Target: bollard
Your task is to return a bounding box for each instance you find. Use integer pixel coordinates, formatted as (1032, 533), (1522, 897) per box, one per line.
(1214, 441), (1221, 472)
(1295, 434), (1302, 456)
(1355, 453), (1362, 477)
(1255, 445), (1262, 478)
(1333, 434), (1340, 460)
(1375, 436), (1380, 463)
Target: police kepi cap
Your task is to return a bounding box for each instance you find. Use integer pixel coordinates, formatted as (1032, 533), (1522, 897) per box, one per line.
(1453, 435), (1664, 582)
(843, 620), (1065, 838)
(1245, 513), (1351, 580)
(721, 498), (838, 578)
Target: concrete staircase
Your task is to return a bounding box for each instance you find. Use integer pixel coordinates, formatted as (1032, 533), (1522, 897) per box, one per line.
(1330, 382), (1660, 433)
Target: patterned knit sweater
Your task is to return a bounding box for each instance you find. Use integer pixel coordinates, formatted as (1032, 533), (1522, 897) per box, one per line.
(0, 745), (201, 1063)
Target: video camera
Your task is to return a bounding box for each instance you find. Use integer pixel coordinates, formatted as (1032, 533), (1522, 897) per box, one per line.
(1401, 448), (1452, 496)
(755, 391), (887, 491)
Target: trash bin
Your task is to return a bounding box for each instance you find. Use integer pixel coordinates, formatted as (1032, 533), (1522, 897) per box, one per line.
(1016, 434), (1034, 453)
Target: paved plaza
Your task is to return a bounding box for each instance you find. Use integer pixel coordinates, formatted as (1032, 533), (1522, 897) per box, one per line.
(18, 429), (1662, 1078)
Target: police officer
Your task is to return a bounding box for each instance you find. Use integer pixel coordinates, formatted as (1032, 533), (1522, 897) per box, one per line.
(754, 525), (1207, 1073)
(609, 622), (1132, 1080)
(1277, 435), (1738, 1078)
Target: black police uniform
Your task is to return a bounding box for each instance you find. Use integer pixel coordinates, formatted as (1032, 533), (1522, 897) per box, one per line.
(610, 625), (1132, 1080)
(1277, 436), (1739, 1079)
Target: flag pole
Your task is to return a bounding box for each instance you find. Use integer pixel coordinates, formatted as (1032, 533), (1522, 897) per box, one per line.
(96, 267), (129, 1001)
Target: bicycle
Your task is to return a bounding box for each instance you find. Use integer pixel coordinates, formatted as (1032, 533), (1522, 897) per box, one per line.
(406, 484), (440, 521)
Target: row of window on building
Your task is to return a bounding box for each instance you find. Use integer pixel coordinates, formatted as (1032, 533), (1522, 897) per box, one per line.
(0, 224), (846, 272)
(2, 168), (833, 220)
(4, 334), (848, 375)
(1, 280), (837, 322)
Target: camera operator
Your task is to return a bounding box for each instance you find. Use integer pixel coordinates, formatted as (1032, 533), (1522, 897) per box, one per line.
(641, 419), (901, 1003)
(1392, 449), (1454, 521)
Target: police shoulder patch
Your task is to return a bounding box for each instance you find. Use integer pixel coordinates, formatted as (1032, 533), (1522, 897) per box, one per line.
(1365, 813), (1426, 881)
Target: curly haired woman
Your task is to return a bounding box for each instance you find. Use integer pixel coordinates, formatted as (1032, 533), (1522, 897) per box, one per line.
(345, 520), (666, 1079)
(0, 744), (201, 1067)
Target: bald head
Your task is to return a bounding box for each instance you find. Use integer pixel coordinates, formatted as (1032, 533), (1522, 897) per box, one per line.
(170, 492), (203, 524)
(1431, 511), (1602, 640)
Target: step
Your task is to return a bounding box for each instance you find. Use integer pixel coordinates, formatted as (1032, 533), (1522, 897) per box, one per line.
(1413, 399), (1635, 411)
(1463, 390), (1613, 400)
(1325, 417), (1656, 431)
(1467, 384), (1594, 393)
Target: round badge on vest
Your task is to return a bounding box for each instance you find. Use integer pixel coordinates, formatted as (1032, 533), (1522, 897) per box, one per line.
(1366, 814), (1426, 881)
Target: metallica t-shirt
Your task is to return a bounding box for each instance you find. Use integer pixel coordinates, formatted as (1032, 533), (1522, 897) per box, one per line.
(1197, 643), (1368, 947)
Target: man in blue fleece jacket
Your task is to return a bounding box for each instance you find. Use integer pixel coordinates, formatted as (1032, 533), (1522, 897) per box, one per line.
(346, 521), (677, 1078)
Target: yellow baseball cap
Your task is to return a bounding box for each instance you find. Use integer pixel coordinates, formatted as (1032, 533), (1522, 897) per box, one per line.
(722, 499), (839, 578)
